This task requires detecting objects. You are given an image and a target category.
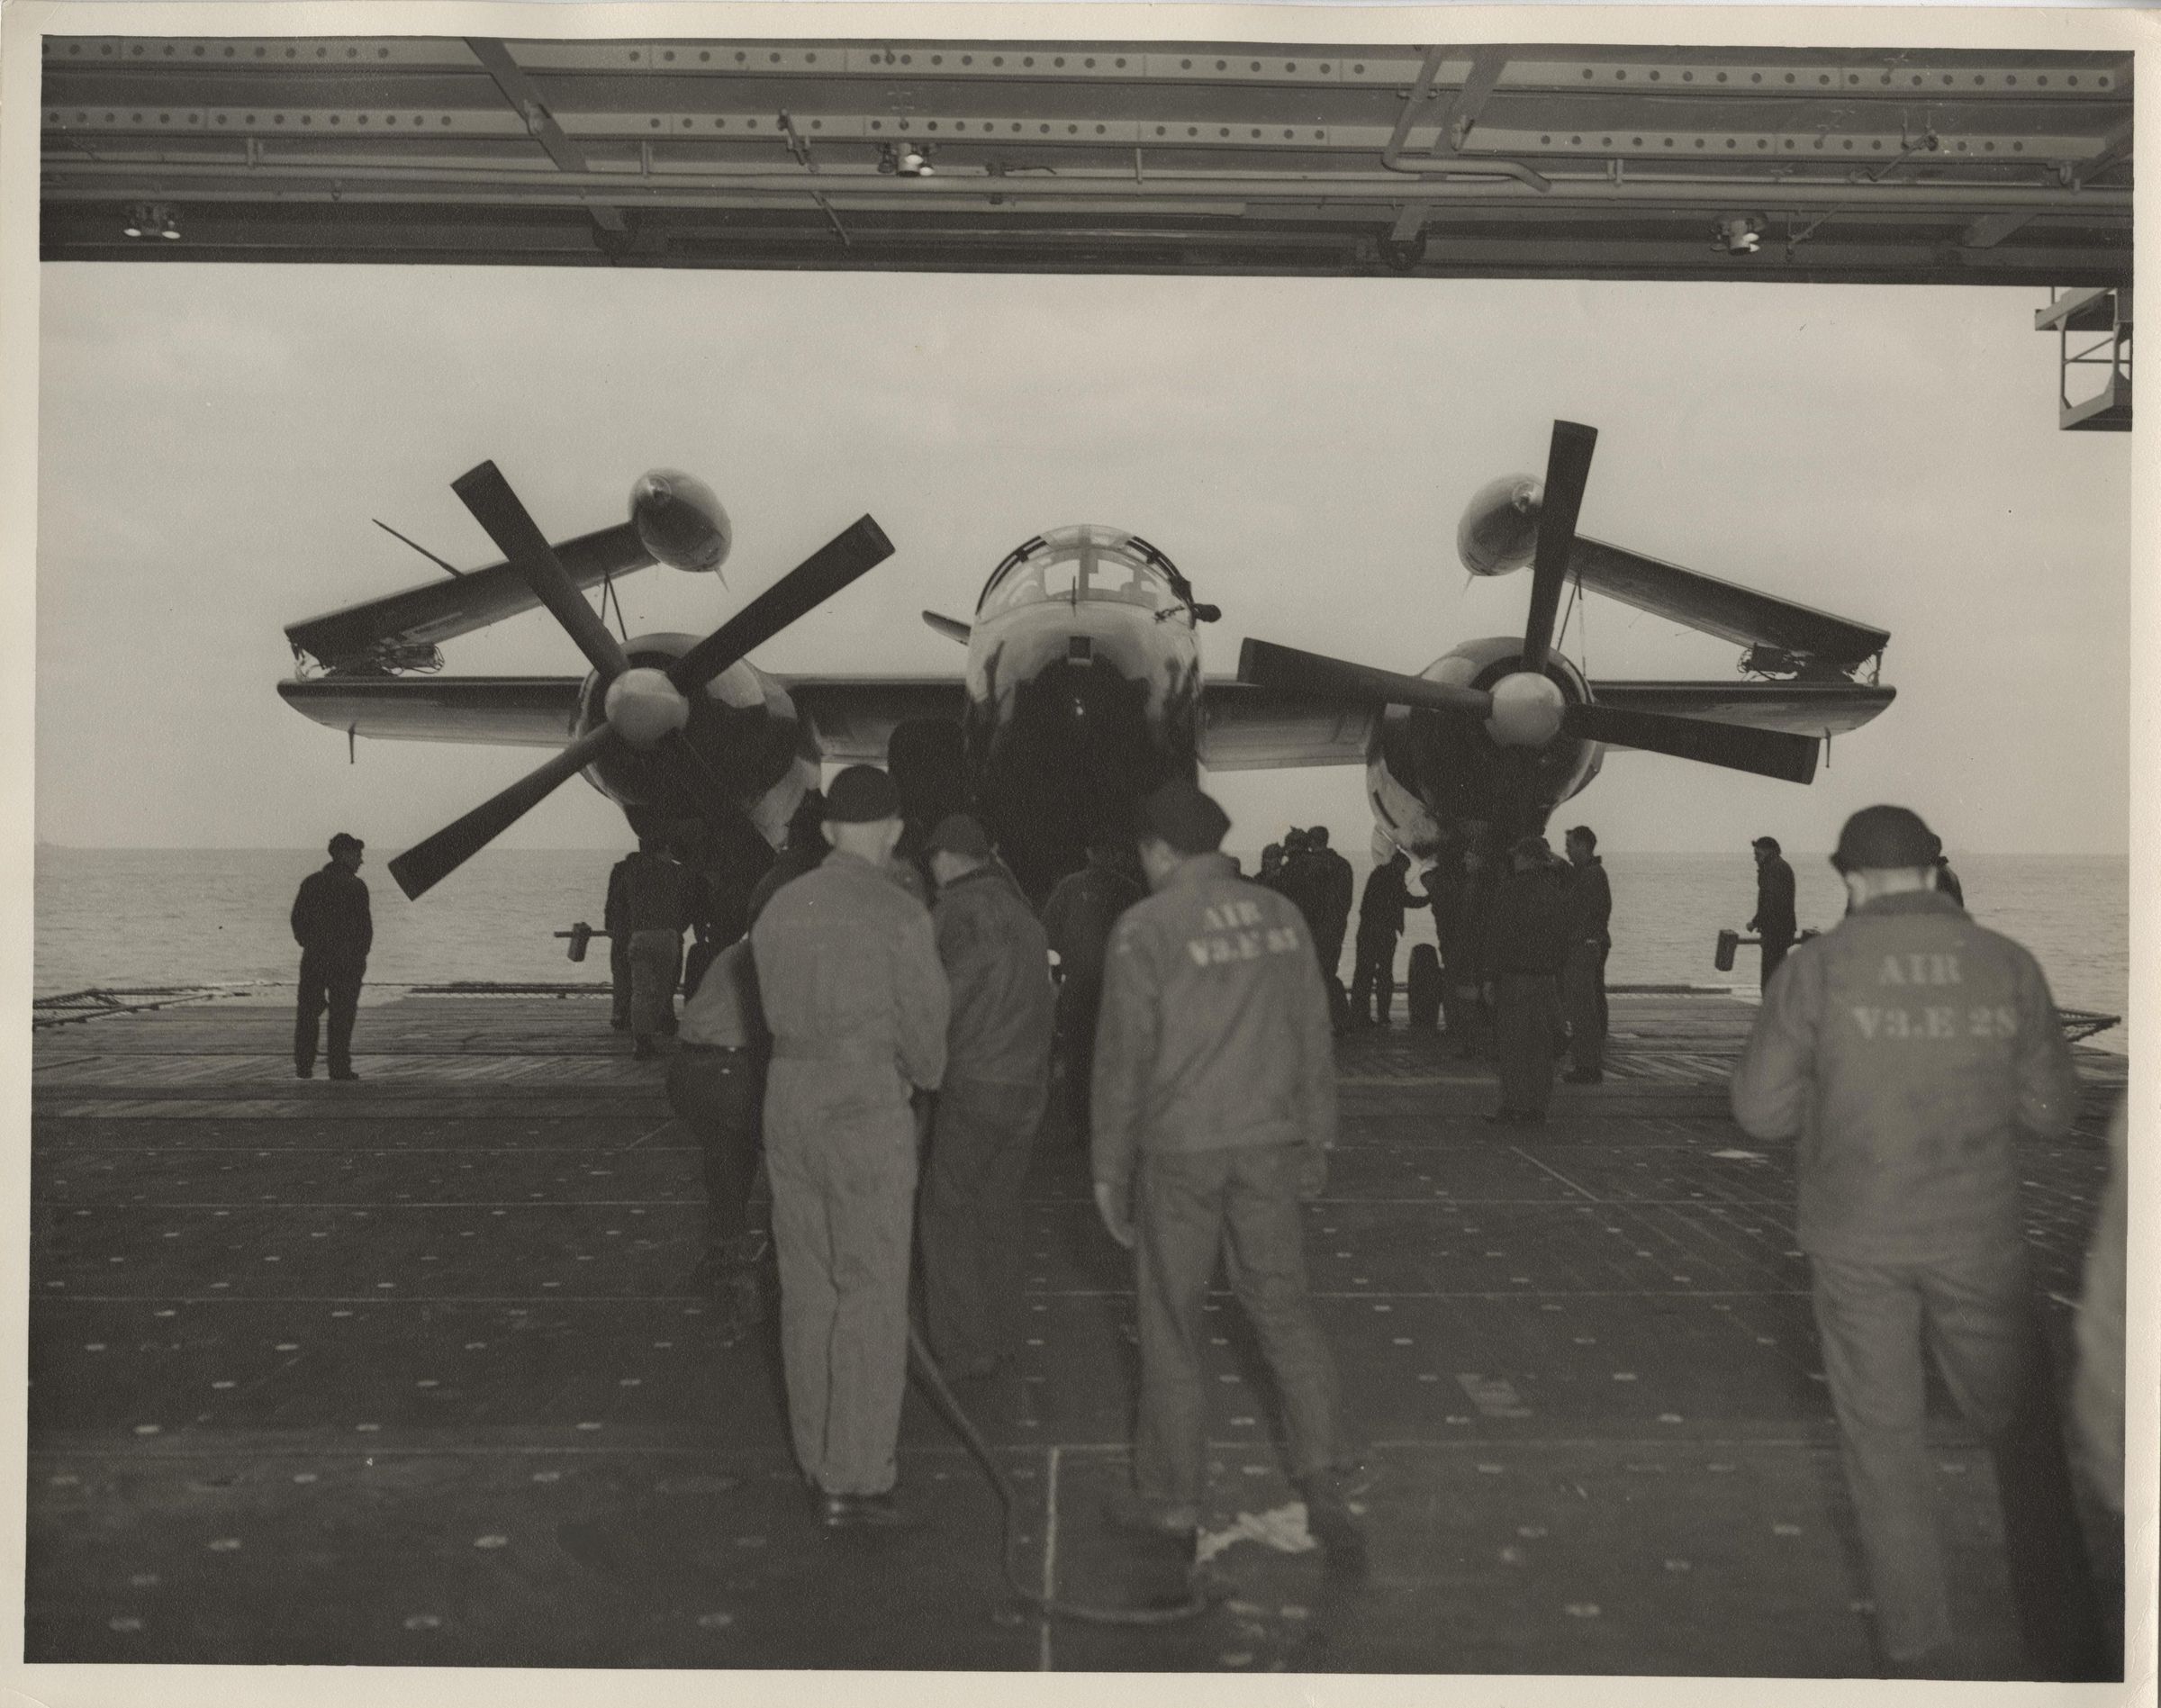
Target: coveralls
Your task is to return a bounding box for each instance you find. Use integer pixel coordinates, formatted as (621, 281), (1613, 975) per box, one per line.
(604, 854), (635, 1029)
(751, 852), (949, 1498)
(1750, 853), (1798, 987)
(1483, 864), (1569, 1118)
(1092, 855), (1344, 1510)
(1350, 859), (1426, 1025)
(291, 861), (372, 1078)
(666, 937), (768, 1277)
(1040, 859), (1144, 1134)
(1732, 891), (2108, 1676)
(1560, 855), (1614, 1077)
(618, 850), (697, 1044)
(922, 865), (1057, 1375)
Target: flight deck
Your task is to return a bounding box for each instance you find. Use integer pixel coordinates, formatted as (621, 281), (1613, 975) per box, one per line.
(24, 987), (2127, 1675)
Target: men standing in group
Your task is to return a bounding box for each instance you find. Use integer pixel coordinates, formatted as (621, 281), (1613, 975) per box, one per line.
(751, 766), (949, 1528)
(1349, 847), (1426, 1027)
(1090, 782), (1361, 1568)
(920, 813), (1057, 1380)
(1749, 835), (1798, 987)
(1481, 836), (1570, 1125)
(618, 835), (699, 1061)
(1040, 835), (1144, 1139)
(1560, 826), (1613, 1084)
(291, 832), (372, 1082)
(1732, 805), (2109, 1680)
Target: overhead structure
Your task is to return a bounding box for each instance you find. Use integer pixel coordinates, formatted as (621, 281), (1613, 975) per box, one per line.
(2036, 285), (2132, 429)
(40, 34), (2131, 285)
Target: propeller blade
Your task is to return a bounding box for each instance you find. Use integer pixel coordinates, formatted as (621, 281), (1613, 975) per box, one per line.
(1564, 702), (1821, 784)
(451, 461), (631, 682)
(1239, 638), (1494, 718)
(1520, 420), (1598, 675)
(388, 723), (619, 900)
(669, 516), (895, 694)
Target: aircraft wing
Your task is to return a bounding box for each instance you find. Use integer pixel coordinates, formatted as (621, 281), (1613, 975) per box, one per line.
(775, 677), (971, 766)
(1586, 680), (1895, 738)
(285, 522), (654, 671)
(1198, 682), (1377, 771)
(1572, 537), (1890, 674)
(278, 676), (583, 746)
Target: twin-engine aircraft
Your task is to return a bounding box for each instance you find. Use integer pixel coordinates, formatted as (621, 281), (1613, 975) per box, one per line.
(278, 422), (1894, 904)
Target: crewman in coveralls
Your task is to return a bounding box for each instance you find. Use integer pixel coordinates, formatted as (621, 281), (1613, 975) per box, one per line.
(1481, 836), (1570, 1125)
(1732, 805), (2110, 1680)
(750, 765), (949, 1528)
(919, 811), (1056, 1379)
(291, 831), (372, 1081)
(1090, 781), (1361, 1568)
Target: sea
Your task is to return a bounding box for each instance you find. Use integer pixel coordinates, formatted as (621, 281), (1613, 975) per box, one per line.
(33, 847), (2131, 1054)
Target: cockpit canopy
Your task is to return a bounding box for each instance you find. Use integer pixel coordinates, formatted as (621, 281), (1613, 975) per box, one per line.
(977, 524), (1191, 620)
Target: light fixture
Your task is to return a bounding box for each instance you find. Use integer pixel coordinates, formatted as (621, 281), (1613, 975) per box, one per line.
(122, 203), (180, 241)
(1713, 214), (1764, 256)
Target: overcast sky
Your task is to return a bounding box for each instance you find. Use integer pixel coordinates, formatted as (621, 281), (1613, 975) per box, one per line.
(36, 262), (2129, 856)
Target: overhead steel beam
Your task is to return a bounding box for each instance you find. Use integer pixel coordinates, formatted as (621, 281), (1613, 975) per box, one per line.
(463, 36), (625, 236)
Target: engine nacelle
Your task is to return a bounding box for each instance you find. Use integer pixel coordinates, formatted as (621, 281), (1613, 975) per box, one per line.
(1457, 474), (1541, 578)
(574, 632), (803, 823)
(631, 470), (732, 573)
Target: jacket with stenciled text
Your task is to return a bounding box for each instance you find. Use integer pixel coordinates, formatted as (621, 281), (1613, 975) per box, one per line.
(1090, 854), (1336, 1197)
(1730, 890), (2080, 1263)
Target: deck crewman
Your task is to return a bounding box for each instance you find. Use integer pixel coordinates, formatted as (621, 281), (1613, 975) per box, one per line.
(618, 835), (699, 1060)
(291, 832), (372, 1081)
(1560, 826), (1613, 1083)
(750, 764), (949, 1528)
(1732, 805), (2109, 1680)
(603, 849), (635, 1031)
(667, 928), (770, 1342)
(1750, 835), (1798, 986)
(1090, 781), (1362, 1568)
(920, 812), (1057, 1380)
(1482, 836), (1569, 1125)
(1349, 847), (1426, 1027)
(1039, 835), (1144, 1138)
(1305, 826), (1355, 1021)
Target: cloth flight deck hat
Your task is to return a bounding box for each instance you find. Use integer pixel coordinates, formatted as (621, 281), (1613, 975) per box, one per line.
(1831, 805), (1937, 873)
(1750, 836), (1781, 854)
(328, 833), (364, 856)
(1139, 781), (1231, 855)
(823, 765), (902, 825)
(926, 812), (993, 861)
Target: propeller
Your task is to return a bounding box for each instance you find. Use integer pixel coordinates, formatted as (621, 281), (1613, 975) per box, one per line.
(1560, 702), (1819, 783)
(1236, 417), (1825, 790)
(1520, 420), (1596, 676)
(388, 464), (894, 900)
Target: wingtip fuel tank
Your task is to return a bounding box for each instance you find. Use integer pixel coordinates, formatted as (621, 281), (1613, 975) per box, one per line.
(631, 470), (732, 573)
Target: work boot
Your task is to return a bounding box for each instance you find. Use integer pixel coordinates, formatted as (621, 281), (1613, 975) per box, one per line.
(329, 1069), (360, 1082)
(1104, 1487), (1200, 1549)
(1294, 1469), (1370, 1578)
(820, 1490), (919, 1531)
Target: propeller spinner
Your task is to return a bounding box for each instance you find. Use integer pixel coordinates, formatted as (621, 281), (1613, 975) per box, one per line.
(387, 462), (893, 899)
